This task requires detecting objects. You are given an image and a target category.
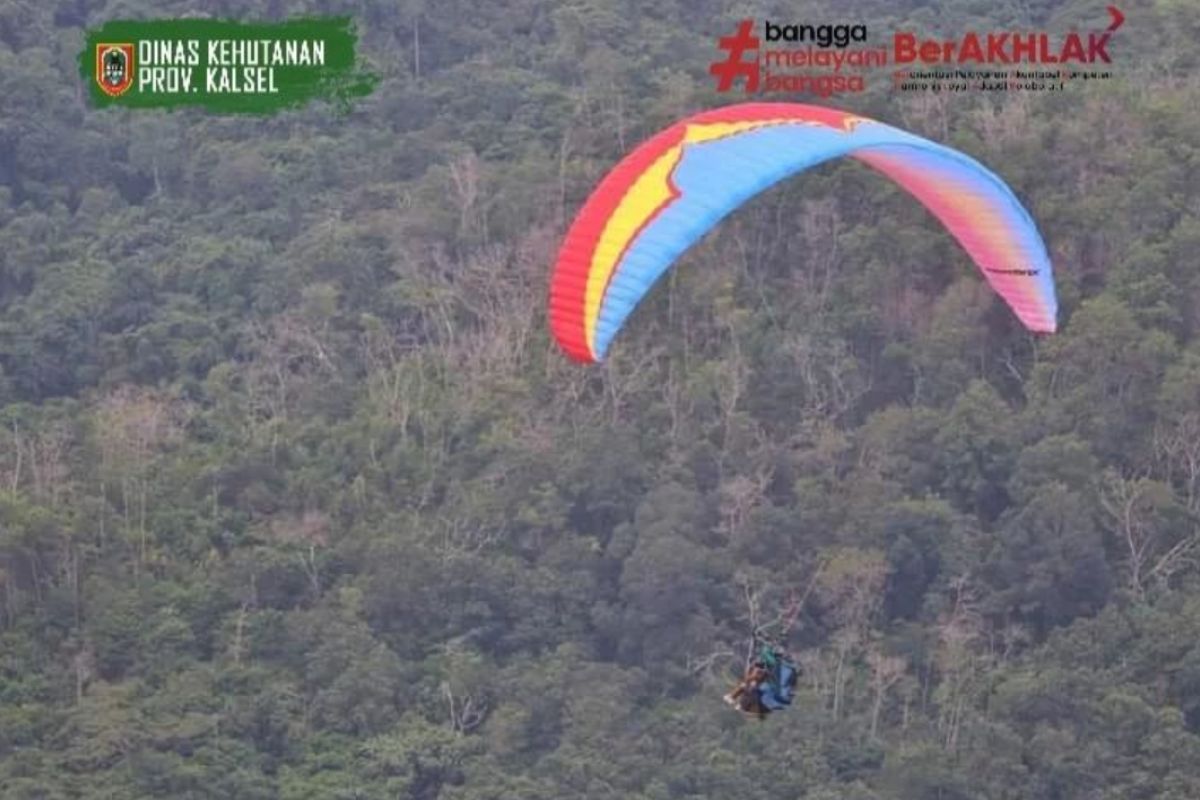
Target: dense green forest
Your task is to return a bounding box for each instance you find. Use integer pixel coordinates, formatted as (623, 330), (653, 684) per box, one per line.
(3, 0), (1200, 797)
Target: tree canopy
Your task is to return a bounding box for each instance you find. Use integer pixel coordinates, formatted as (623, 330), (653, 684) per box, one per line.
(3, 1), (1200, 798)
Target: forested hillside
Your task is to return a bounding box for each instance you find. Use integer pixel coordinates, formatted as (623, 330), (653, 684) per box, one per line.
(3, 1), (1200, 797)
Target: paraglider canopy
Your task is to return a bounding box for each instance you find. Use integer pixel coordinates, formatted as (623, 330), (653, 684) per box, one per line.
(548, 102), (1057, 363)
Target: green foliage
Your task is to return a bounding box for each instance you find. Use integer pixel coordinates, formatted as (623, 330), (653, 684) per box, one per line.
(3, 0), (1200, 797)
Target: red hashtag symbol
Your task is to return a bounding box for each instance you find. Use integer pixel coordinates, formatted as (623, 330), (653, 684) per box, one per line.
(709, 20), (760, 93)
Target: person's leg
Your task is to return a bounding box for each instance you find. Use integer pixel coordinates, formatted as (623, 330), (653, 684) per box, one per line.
(740, 680), (766, 714)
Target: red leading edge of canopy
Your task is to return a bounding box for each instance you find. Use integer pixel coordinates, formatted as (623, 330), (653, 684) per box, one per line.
(548, 104), (865, 363)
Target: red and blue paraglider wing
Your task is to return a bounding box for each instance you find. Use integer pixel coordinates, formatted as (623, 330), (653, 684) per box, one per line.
(548, 103), (1057, 363)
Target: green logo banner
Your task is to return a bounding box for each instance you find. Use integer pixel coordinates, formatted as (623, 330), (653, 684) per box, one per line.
(80, 17), (378, 113)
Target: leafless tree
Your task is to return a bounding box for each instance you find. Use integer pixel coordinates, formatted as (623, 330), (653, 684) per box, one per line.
(934, 576), (987, 752)
(269, 510), (331, 595)
(442, 681), (488, 735)
(448, 150), (484, 242)
(94, 387), (189, 575)
(867, 649), (908, 739)
(1100, 469), (1197, 598)
(4, 418), (73, 504)
(1154, 412), (1200, 514)
(717, 468), (773, 544)
(815, 548), (889, 720)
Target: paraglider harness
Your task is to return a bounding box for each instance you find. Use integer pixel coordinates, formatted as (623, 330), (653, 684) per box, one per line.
(723, 578), (817, 718)
(724, 571), (822, 718)
(746, 631), (799, 712)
